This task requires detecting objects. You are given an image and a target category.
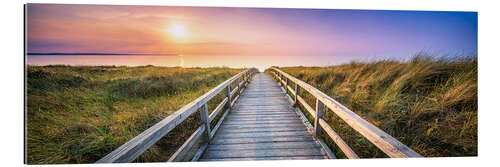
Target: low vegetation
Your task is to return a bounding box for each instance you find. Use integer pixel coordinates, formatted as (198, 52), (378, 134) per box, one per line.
(270, 54), (477, 158)
(26, 65), (242, 164)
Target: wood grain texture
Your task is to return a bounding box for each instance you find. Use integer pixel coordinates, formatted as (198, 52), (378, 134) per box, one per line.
(270, 68), (422, 158)
(199, 155), (327, 161)
(200, 73), (328, 161)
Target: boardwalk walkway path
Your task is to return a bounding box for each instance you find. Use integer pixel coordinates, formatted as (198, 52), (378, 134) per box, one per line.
(97, 69), (420, 163)
(199, 73), (329, 161)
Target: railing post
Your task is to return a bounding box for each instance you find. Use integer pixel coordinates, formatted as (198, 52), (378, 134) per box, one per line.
(237, 77), (240, 92)
(314, 99), (324, 138)
(285, 77), (289, 88)
(279, 73), (282, 86)
(199, 103), (211, 142)
(294, 83), (299, 106)
(226, 84), (232, 109)
(243, 73), (246, 86)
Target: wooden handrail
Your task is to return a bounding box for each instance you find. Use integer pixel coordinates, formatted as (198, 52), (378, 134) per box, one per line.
(269, 67), (421, 158)
(96, 68), (258, 163)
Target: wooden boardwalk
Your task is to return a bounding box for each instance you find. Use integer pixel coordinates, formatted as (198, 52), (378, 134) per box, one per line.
(199, 73), (329, 161)
(97, 68), (420, 163)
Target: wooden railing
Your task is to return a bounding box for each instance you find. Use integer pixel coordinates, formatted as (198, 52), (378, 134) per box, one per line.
(269, 67), (422, 158)
(96, 68), (258, 163)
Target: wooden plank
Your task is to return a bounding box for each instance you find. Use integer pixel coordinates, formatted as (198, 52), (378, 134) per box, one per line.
(235, 106), (291, 110)
(202, 148), (325, 159)
(227, 113), (299, 118)
(167, 125), (206, 162)
(217, 126), (308, 133)
(239, 94), (285, 97)
(214, 131), (310, 139)
(96, 68), (256, 163)
(219, 123), (308, 129)
(222, 119), (303, 125)
(226, 116), (299, 121)
(199, 155), (326, 161)
(270, 67), (422, 158)
(319, 118), (359, 159)
(229, 112), (296, 116)
(207, 141), (321, 151)
(210, 135), (315, 145)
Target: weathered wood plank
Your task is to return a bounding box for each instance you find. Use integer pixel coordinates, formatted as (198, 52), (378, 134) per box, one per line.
(270, 67), (422, 158)
(227, 113), (299, 119)
(226, 116), (300, 121)
(214, 131), (310, 139)
(207, 141), (321, 151)
(199, 155), (327, 161)
(222, 119), (303, 125)
(210, 136), (316, 145)
(229, 112), (296, 116)
(219, 122), (308, 129)
(217, 126), (308, 133)
(202, 148), (325, 159)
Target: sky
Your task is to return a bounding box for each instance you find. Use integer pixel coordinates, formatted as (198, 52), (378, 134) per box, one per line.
(26, 4), (477, 69)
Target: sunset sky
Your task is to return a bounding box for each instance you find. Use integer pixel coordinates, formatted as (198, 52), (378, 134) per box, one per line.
(26, 4), (477, 69)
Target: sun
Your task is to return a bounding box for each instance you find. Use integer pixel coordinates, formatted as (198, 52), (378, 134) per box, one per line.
(169, 23), (187, 38)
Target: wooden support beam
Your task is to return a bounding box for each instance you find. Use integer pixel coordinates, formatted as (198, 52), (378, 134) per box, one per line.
(314, 99), (324, 138)
(226, 85), (232, 110)
(200, 103), (211, 142)
(294, 84), (299, 106)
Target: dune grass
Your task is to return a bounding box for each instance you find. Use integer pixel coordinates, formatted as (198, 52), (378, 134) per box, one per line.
(26, 65), (242, 164)
(268, 54), (477, 158)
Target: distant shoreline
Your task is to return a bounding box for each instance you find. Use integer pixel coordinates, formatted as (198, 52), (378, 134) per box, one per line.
(27, 53), (178, 56)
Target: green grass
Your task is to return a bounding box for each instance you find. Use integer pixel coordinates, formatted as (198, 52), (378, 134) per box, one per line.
(26, 65), (242, 164)
(266, 54), (477, 158)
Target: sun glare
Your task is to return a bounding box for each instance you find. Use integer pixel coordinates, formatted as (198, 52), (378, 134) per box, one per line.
(179, 55), (185, 67)
(169, 23), (187, 38)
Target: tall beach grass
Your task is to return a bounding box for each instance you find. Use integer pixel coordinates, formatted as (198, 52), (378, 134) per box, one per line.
(268, 54), (477, 158)
(26, 65), (242, 164)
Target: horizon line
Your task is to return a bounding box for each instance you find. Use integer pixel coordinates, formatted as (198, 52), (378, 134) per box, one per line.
(26, 52), (179, 56)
